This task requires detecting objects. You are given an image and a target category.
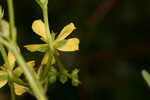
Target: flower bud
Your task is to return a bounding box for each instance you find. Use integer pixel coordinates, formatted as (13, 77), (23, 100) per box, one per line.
(59, 70), (68, 84)
(71, 69), (80, 86)
(49, 67), (58, 84)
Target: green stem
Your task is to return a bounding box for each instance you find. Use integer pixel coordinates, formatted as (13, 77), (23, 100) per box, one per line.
(11, 45), (47, 100)
(0, 44), (10, 70)
(54, 54), (65, 71)
(42, 6), (53, 51)
(41, 4), (55, 82)
(6, 0), (47, 99)
(41, 52), (53, 80)
(0, 44), (15, 100)
(9, 80), (15, 100)
(7, 0), (16, 42)
(0, 38), (47, 100)
(13, 76), (29, 87)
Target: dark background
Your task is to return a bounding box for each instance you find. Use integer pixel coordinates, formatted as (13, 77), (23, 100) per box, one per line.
(0, 0), (150, 100)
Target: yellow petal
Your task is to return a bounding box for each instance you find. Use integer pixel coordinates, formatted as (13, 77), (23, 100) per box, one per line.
(55, 23), (76, 42)
(14, 83), (28, 95)
(14, 60), (35, 77)
(41, 51), (55, 65)
(0, 71), (8, 88)
(0, 80), (7, 88)
(57, 38), (80, 51)
(32, 19), (47, 39)
(8, 51), (16, 67)
(24, 44), (48, 52)
(26, 60), (35, 67)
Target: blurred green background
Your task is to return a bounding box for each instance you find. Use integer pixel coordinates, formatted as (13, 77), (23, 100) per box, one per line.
(1, 0), (150, 100)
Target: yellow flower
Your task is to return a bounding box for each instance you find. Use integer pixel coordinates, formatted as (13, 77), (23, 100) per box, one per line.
(24, 19), (80, 65)
(0, 51), (35, 95)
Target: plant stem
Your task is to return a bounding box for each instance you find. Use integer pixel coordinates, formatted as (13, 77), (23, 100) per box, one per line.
(0, 44), (15, 100)
(6, 0), (47, 99)
(41, 54), (53, 80)
(0, 38), (47, 100)
(11, 44), (47, 100)
(54, 54), (65, 71)
(42, 6), (53, 51)
(0, 44), (10, 70)
(7, 0), (16, 42)
(41, 4), (55, 82)
(13, 76), (28, 87)
(9, 80), (15, 100)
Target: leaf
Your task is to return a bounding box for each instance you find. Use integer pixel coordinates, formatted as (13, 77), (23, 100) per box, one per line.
(142, 70), (150, 87)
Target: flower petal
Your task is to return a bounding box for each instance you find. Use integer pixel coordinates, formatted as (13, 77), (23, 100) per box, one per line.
(26, 60), (35, 67)
(14, 60), (35, 77)
(55, 23), (76, 42)
(32, 19), (47, 39)
(24, 44), (48, 52)
(41, 51), (55, 65)
(14, 83), (28, 95)
(0, 71), (8, 88)
(57, 38), (80, 51)
(0, 80), (7, 88)
(8, 51), (16, 68)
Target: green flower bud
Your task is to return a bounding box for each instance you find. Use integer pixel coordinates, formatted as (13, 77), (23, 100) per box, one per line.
(71, 69), (80, 86)
(59, 70), (68, 84)
(48, 67), (58, 84)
